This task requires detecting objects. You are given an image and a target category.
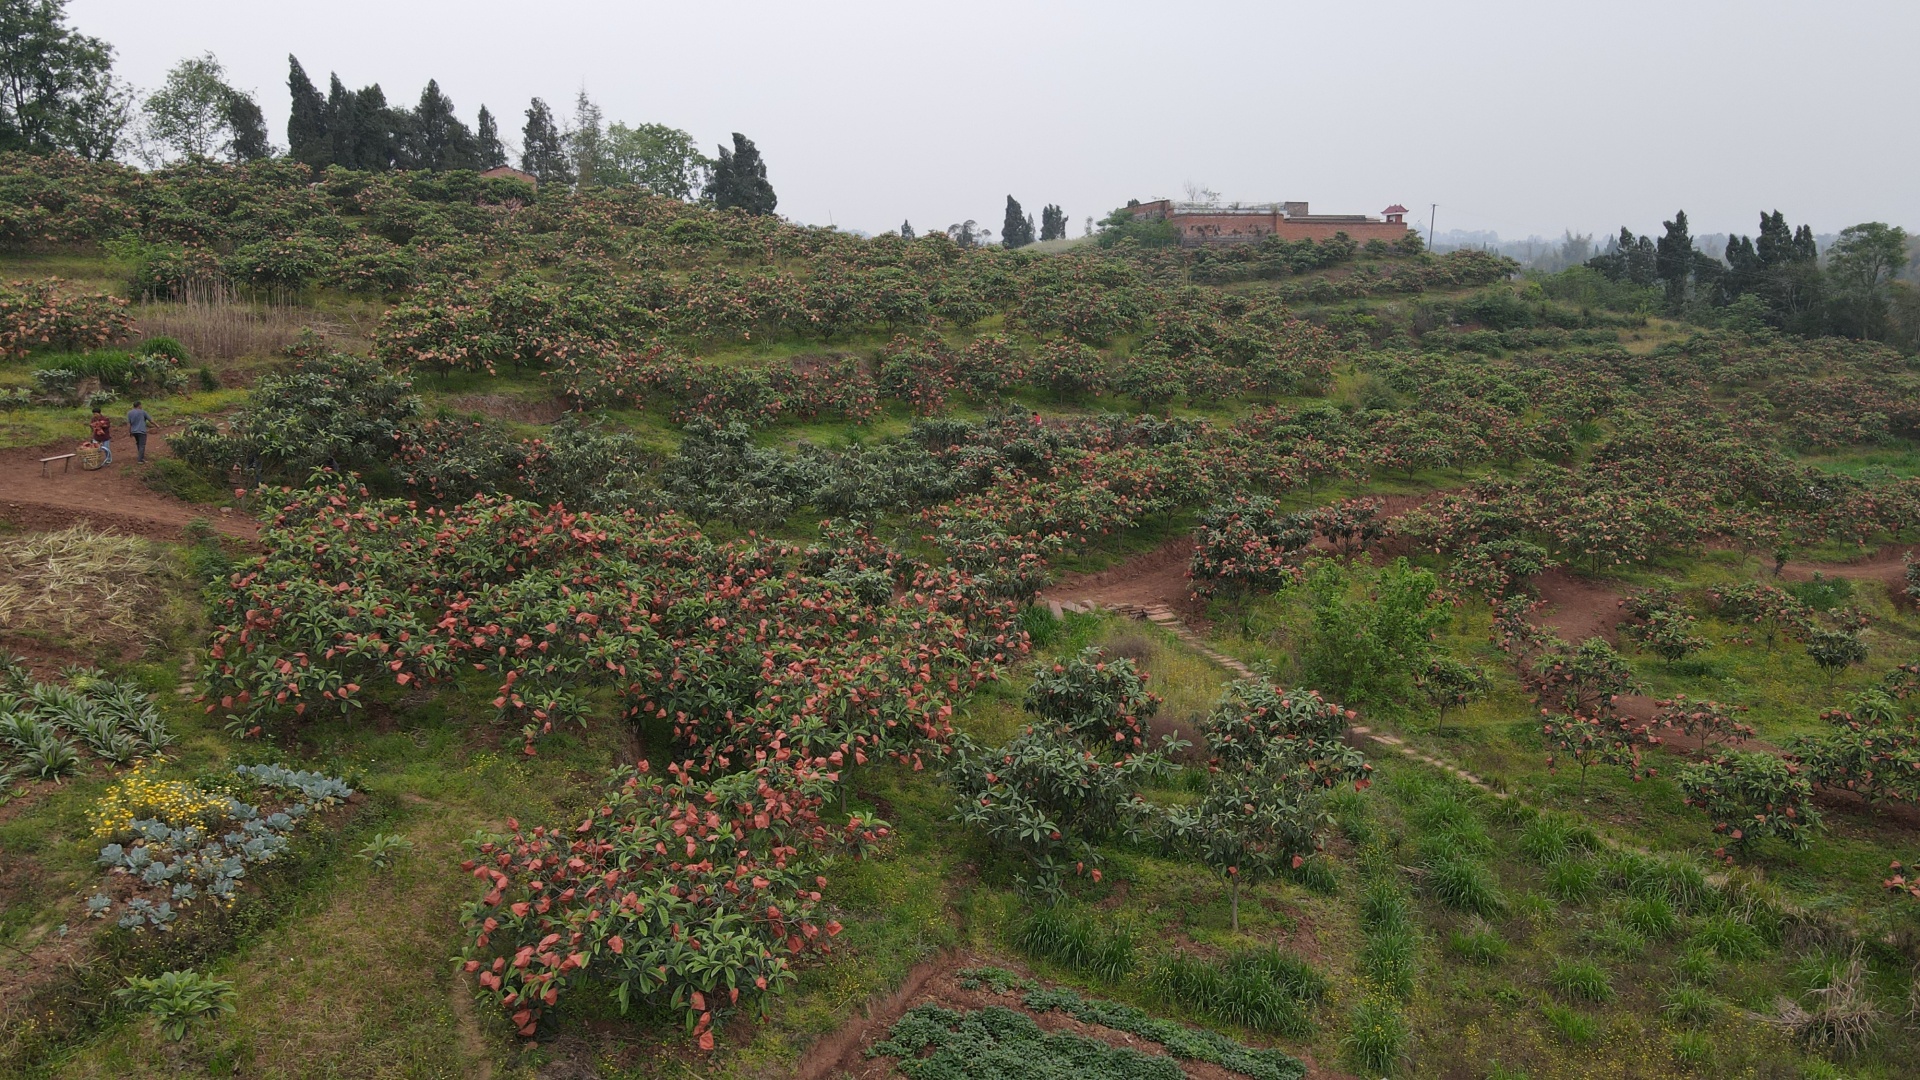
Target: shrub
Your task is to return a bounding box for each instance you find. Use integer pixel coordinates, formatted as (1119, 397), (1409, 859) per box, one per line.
(1300, 558), (1452, 711)
(1549, 960), (1614, 1002)
(1187, 496), (1315, 596)
(951, 724), (1169, 897)
(0, 278), (134, 359)
(1663, 985), (1718, 1027)
(1652, 696), (1756, 753)
(169, 345), (419, 482)
(1023, 647), (1162, 752)
(1016, 908), (1136, 983)
(1690, 914), (1769, 961)
(1542, 1003), (1598, 1044)
(1340, 997), (1409, 1075)
(114, 970), (236, 1041)
(1445, 924), (1510, 965)
(1789, 573), (1854, 613)
(1545, 856), (1599, 904)
(1805, 629), (1868, 685)
(1165, 677), (1365, 927)
(1149, 948), (1324, 1037)
(1708, 581), (1812, 648)
(1518, 814), (1596, 865)
(460, 759), (886, 1045)
(1678, 752), (1821, 857)
(1540, 709), (1661, 792)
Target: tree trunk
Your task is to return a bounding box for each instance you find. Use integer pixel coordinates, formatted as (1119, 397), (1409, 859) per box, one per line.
(1230, 876), (1240, 932)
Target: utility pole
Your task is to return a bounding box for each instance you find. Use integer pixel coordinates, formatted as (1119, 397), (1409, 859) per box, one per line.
(1428, 204), (1438, 250)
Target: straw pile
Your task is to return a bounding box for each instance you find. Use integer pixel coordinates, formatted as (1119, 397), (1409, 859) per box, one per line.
(0, 527), (167, 645)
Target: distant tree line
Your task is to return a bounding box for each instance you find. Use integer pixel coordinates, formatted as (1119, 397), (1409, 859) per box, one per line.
(994, 196), (1068, 249)
(1587, 209), (1915, 346)
(0, 2), (780, 212)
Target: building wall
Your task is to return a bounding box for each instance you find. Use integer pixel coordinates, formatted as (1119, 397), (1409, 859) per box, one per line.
(1168, 212), (1407, 246)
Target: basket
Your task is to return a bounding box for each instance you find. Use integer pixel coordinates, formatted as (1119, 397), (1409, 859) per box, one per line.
(76, 443), (106, 470)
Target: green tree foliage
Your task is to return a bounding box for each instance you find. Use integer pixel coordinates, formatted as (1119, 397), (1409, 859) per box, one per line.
(141, 53), (268, 164)
(0, 0), (128, 159)
(1587, 227), (1658, 286)
(224, 85), (269, 162)
(405, 78), (476, 171)
(702, 132), (776, 215)
(1825, 222), (1909, 340)
(1095, 205), (1177, 248)
(168, 343), (419, 481)
(564, 89), (604, 187)
(1040, 203), (1066, 242)
(658, 418), (806, 528)
(1002, 195), (1034, 249)
(1416, 656), (1491, 733)
(285, 54), (328, 169)
(1301, 558), (1451, 711)
(520, 96), (570, 186)
(600, 120), (710, 199)
(1678, 751), (1821, 857)
(1806, 628), (1868, 685)
(1165, 679), (1366, 930)
(1024, 646), (1160, 751)
(473, 104), (505, 169)
(949, 645), (1182, 896)
(1654, 209), (1693, 310)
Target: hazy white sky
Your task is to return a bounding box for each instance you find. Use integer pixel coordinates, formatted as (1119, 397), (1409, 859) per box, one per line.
(71, 0), (1918, 241)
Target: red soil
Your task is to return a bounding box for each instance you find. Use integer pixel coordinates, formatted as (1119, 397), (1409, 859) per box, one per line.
(1041, 537), (1200, 617)
(0, 432), (258, 542)
(1526, 568), (1626, 645)
(1782, 543), (1917, 591)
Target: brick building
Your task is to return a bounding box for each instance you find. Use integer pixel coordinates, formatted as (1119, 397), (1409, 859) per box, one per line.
(1126, 198), (1409, 247)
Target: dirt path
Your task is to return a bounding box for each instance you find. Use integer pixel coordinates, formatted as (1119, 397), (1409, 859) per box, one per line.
(1527, 568), (1627, 644)
(0, 431), (258, 542)
(795, 951), (1357, 1080)
(1040, 538), (1198, 618)
(1038, 489), (1455, 626)
(1782, 543), (1916, 590)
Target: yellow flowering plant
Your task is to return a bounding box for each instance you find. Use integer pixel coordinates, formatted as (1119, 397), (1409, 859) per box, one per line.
(88, 764), (231, 838)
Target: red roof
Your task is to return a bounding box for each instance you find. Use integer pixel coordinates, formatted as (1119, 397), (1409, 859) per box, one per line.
(1382, 204), (1408, 214)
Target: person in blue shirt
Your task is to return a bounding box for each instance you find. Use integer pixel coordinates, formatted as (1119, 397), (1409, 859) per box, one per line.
(126, 401), (150, 463)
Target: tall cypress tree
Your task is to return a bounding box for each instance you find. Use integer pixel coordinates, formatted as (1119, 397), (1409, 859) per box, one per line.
(1001, 196), (1033, 248)
(701, 133), (775, 215)
(1040, 204), (1065, 241)
(408, 78), (474, 171)
(475, 105), (506, 169)
(520, 97), (571, 186)
(1654, 209), (1693, 309)
(1756, 211), (1793, 268)
(286, 55), (329, 169)
(567, 90), (606, 188)
(324, 75), (358, 168)
(353, 84), (399, 169)
(225, 90), (271, 162)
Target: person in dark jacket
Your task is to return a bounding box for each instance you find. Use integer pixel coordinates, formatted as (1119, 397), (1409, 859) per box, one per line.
(126, 400), (150, 463)
(89, 408), (112, 464)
